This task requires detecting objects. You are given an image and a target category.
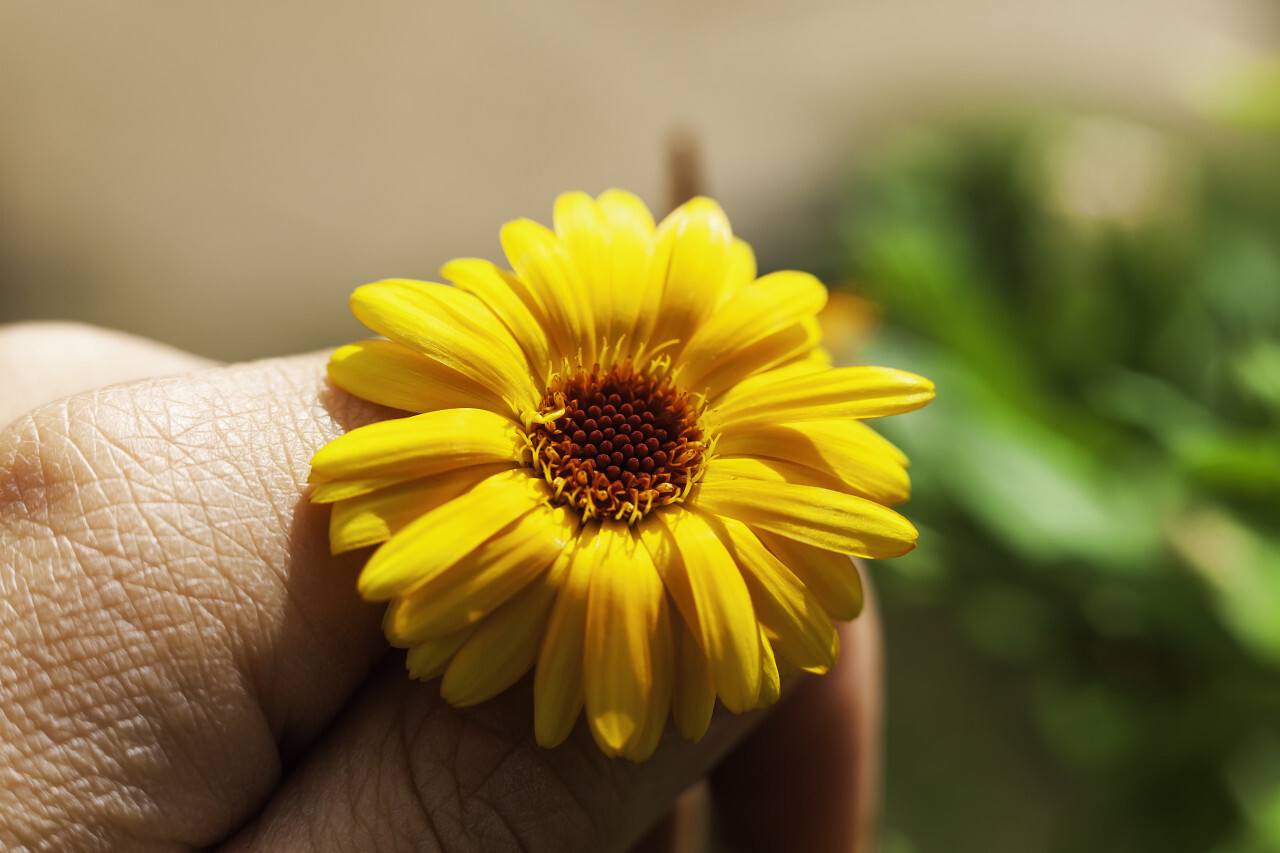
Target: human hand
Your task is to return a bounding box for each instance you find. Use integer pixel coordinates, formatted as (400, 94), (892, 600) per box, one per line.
(0, 322), (881, 853)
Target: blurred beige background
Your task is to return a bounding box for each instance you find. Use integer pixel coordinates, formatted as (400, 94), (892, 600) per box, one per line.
(0, 0), (1271, 361)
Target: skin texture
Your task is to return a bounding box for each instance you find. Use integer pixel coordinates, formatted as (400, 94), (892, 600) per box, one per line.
(0, 321), (881, 852)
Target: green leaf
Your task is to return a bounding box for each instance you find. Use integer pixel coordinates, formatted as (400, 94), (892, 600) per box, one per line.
(1173, 509), (1280, 665)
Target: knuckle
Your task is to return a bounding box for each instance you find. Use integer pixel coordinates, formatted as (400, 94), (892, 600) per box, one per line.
(0, 383), (281, 851)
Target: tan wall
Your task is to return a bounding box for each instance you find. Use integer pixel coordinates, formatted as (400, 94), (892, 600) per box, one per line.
(1, 0), (1270, 360)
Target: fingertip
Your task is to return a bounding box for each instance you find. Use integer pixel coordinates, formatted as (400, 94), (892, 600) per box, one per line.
(708, 564), (883, 853)
(0, 321), (216, 426)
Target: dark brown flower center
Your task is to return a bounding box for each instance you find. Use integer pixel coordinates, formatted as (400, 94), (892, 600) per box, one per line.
(527, 362), (707, 523)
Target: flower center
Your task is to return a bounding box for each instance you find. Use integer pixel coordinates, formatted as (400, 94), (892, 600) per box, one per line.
(527, 362), (707, 524)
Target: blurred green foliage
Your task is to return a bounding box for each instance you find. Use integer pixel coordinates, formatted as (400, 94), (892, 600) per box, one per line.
(828, 116), (1280, 852)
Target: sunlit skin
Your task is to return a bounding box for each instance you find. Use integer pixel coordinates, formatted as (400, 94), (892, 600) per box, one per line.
(0, 322), (880, 853)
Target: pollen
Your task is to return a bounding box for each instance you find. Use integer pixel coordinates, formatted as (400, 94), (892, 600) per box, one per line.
(527, 361), (707, 524)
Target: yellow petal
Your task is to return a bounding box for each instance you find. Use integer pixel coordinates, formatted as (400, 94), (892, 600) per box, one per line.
(533, 526), (596, 749)
(756, 628), (781, 710)
(643, 508), (762, 714)
(440, 259), (552, 377)
(405, 625), (476, 681)
(716, 419), (910, 504)
(650, 197), (733, 356)
(718, 357), (828, 398)
(326, 339), (505, 415)
(350, 279), (538, 413)
(717, 237), (757, 305)
(671, 612), (715, 743)
(679, 271), (827, 384)
(702, 455), (840, 489)
(625, 591), (674, 762)
(596, 189), (657, 345)
(357, 469), (548, 600)
(694, 319), (823, 401)
(327, 462), (512, 554)
(694, 478), (918, 559)
(755, 529), (865, 620)
(711, 516), (837, 674)
(704, 452), (908, 510)
(584, 525), (665, 758)
(501, 218), (596, 364)
(385, 504), (575, 645)
(554, 192), (615, 349)
(310, 408), (523, 482)
(438, 558), (565, 706)
(310, 471), (424, 504)
(710, 365), (935, 430)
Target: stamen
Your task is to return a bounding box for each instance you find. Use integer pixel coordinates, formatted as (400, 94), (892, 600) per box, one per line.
(525, 359), (708, 523)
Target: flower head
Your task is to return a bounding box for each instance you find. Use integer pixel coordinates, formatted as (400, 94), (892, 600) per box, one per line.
(309, 190), (934, 761)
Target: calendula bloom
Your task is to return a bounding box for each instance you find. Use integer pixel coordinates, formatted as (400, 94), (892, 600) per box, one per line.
(309, 190), (934, 761)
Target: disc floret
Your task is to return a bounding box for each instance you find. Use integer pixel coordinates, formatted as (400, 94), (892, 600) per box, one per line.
(526, 361), (708, 524)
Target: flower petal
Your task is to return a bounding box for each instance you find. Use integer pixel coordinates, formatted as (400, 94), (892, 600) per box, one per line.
(310, 408), (523, 482)
(310, 472), (423, 504)
(585, 525), (665, 758)
(326, 338), (505, 415)
(625, 591), (674, 761)
(501, 218), (596, 364)
(694, 319), (823, 401)
(671, 613), (715, 743)
(710, 516), (837, 674)
(595, 189), (657, 346)
(350, 279), (539, 414)
(533, 526), (596, 749)
(720, 357), (829, 396)
(702, 455), (842, 490)
(405, 624), (477, 681)
(678, 271), (827, 384)
(441, 259), (553, 377)
(718, 237), (757, 305)
(756, 629), (781, 710)
(554, 192), (616, 349)
(755, 530), (865, 620)
(709, 365), (935, 429)
(715, 420), (910, 504)
(438, 546), (573, 706)
(357, 469), (549, 600)
(704, 452), (908, 510)
(642, 508), (761, 714)
(650, 197), (733, 356)
(385, 504), (575, 645)
(694, 478), (918, 559)
(327, 463), (513, 554)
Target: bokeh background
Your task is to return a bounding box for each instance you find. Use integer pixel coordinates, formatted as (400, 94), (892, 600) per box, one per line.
(5, 2), (1280, 850)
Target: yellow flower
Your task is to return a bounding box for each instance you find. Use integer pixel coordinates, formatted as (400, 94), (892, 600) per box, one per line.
(309, 190), (934, 761)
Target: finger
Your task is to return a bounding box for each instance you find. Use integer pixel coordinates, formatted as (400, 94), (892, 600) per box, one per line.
(629, 780), (710, 853)
(0, 321), (215, 426)
(217, 662), (760, 853)
(708, 563), (882, 853)
(0, 350), (390, 851)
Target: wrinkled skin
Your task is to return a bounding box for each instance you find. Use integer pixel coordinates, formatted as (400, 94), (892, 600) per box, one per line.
(0, 322), (882, 853)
